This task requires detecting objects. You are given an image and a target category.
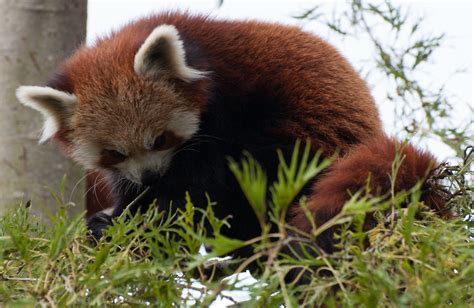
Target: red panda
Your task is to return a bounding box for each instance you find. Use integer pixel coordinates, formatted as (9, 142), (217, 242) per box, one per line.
(16, 13), (446, 252)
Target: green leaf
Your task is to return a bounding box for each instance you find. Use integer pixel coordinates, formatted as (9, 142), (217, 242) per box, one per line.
(229, 153), (268, 226)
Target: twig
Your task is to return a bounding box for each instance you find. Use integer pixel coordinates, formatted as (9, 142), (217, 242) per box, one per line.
(0, 274), (38, 282)
(119, 186), (151, 218)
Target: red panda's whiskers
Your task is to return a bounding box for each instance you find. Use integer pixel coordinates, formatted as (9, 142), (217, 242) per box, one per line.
(80, 175), (109, 211)
(85, 174), (108, 197)
(90, 175), (110, 211)
(123, 179), (139, 196)
(68, 173), (90, 204)
(192, 134), (223, 142)
(109, 176), (127, 196)
(173, 140), (206, 156)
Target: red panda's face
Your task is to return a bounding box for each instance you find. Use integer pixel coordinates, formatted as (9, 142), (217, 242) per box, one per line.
(68, 79), (201, 184)
(16, 24), (208, 186)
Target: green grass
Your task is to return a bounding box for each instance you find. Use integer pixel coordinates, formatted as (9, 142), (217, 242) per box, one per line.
(0, 142), (472, 307)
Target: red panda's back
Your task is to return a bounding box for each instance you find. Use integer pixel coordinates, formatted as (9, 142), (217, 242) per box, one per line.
(62, 13), (383, 216)
(87, 13), (382, 154)
(178, 17), (383, 152)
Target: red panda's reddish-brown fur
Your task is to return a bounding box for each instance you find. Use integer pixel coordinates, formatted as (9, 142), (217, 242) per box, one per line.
(85, 171), (113, 217)
(289, 135), (447, 238)
(17, 13), (447, 254)
(56, 13), (381, 156)
(50, 13), (386, 219)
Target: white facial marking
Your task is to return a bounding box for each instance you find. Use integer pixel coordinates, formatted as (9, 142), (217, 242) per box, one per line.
(168, 111), (200, 139)
(134, 24), (207, 82)
(15, 86), (77, 143)
(115, 150), (173, 184)
(71, 142), (102, 170)
(99, 205), (117, 217)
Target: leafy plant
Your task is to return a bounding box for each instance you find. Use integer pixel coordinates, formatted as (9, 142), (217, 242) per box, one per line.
(1, 140), (472, 306)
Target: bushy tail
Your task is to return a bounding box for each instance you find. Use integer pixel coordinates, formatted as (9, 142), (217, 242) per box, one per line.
(289, 135), (448, 247)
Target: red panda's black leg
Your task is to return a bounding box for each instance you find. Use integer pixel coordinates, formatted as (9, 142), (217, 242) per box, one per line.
(87, 211), (114, 242)
(86, 179), (148, 241)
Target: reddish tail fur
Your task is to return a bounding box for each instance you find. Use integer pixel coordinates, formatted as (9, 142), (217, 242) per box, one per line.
(289, 135), (447, 243)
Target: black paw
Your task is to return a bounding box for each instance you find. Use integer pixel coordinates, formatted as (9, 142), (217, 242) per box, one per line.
(87, 212), (113, 242)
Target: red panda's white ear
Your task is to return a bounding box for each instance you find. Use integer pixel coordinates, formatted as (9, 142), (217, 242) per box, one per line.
(134, 24), (207, 82)
(15, 86), (76, 143)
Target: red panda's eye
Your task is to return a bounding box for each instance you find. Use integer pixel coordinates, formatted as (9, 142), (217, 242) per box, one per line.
(101, 149), (128, 166)
(152, 134), (167, 151)
(109, 150), (127, 159)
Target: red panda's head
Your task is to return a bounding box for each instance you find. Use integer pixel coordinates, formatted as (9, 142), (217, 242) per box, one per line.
(16, 24), (210, 185)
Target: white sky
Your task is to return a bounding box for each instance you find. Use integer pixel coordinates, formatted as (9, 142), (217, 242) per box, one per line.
(87, 0), (472, 160)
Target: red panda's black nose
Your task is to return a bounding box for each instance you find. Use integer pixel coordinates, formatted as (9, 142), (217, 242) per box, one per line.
(141, 170), (161, 187)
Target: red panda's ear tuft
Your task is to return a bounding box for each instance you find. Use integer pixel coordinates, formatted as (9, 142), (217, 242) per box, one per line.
(15, 86), (76, 143)
(134, 24), (207, 82)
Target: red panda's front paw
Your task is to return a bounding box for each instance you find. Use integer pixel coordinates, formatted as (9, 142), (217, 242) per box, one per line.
(87, 212), (113, 243)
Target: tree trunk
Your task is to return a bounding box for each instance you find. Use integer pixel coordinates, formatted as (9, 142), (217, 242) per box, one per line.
(0, 0), (87, 216)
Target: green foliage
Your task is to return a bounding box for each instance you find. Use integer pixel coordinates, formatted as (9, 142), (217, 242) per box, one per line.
(1, 141), (472, 306)
(229, 140), (332, 233)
